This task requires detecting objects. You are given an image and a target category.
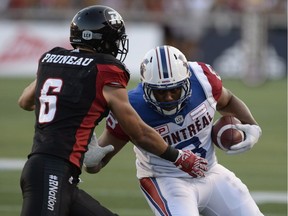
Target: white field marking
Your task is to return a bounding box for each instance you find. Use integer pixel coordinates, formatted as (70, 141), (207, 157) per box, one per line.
(0, 159), (287, 205)
(0, 158), (26, 170)
(90, 188), (288, 204)
(251, 192), (287, 204)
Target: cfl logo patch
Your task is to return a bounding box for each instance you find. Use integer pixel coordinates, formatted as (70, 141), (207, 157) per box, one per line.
(82, 30), (93, 40)
(108, 11), (122, 25)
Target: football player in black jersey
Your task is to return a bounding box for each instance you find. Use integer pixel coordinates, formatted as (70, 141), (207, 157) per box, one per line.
(18, 5), (207, 216)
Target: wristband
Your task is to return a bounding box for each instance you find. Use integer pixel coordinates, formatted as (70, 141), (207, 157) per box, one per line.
(159, 145), (179, 162)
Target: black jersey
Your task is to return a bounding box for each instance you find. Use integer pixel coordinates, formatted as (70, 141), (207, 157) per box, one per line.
(30, 47), (130, 168)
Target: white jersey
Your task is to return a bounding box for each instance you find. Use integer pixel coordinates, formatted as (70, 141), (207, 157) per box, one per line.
(106, 61), (222, 178)
(106, 61), (263, 215)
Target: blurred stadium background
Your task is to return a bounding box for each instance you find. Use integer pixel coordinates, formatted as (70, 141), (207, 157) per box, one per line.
(0, 0), (287, 216)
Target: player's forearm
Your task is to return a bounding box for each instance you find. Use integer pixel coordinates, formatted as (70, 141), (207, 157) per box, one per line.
(130, 125), (179, 162)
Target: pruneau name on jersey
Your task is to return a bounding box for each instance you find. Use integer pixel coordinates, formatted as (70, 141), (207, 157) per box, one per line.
(41, 49), (94, 66)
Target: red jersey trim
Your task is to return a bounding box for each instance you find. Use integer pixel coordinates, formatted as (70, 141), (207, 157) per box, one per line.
(198, 62), (222, 101)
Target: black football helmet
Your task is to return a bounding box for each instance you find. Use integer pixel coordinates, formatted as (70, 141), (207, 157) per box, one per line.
(70, 5), (129, 62)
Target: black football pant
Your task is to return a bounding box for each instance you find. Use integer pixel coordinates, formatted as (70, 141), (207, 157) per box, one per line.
(20, 154), (118, 216)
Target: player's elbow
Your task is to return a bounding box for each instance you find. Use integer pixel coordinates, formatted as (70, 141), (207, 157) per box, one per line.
(18, 98), (26, 109)
(18, 98), (35, 111)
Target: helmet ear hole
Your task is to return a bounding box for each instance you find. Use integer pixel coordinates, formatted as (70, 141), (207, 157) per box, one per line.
(70, 5), (129, 62)
(141, 45), (192, 116)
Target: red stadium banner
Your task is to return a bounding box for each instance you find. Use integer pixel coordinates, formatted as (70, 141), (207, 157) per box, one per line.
(0, 21), (162, 78)
(0, 21), (70, 76)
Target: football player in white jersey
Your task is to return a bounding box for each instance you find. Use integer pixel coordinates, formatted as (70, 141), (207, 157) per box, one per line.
(84, 45), (263, 216)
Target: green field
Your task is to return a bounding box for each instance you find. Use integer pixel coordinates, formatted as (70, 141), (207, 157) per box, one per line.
(0, 78), (287, 216)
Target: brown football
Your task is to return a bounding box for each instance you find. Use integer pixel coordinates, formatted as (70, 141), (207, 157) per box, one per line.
(211, 116), (244, 151)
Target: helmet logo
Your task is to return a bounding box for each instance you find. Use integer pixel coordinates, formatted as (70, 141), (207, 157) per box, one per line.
(178, 54), (188, 69)
(140, 59), (149, 78)
(82, 30), (93, 40)
(107, 11), (123, 26)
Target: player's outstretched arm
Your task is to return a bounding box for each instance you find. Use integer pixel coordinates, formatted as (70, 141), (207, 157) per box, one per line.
(102, 85), (208, 177)
(103, 85), (170, 156)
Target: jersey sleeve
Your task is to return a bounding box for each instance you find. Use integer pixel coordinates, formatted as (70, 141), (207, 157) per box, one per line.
(97, 64), (129, 88)
(197, 62), (222, 102)
(106, 111), (130, 141)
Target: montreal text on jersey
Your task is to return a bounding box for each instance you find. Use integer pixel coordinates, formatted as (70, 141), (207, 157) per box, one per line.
(156, 111), (213, 146)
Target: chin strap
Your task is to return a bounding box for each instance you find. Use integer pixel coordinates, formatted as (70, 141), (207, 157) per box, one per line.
(161, 107), (178, 116)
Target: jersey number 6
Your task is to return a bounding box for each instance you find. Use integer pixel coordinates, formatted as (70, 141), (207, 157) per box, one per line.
(39, 78), (63, 123)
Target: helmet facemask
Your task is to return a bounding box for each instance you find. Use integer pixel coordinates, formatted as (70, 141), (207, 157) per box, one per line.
(112, 34), (129, 62)
(143, 78), (191, 116)
(97, 34), (128, 62)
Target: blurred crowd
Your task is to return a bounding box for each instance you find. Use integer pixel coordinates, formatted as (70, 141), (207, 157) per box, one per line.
(2, 0), (286, 13)
(1, 0), (286, 60)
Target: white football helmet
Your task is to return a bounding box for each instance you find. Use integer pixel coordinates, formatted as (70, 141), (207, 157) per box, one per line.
(140, 45), (191, 115)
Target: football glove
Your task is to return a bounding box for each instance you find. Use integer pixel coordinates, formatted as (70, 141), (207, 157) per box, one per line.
(174, 150), (208, 178)
(84, 134), (114, 167)
(226, 124), (262, 155)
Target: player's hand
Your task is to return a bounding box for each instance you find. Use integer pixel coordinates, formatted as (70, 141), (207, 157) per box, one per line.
(227, 124), (262, 155)
(174, 150), (208, 178)
(84, 134), (114, 168)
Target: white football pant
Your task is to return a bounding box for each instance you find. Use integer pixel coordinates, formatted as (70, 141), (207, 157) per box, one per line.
(140, 164), (263, 216)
